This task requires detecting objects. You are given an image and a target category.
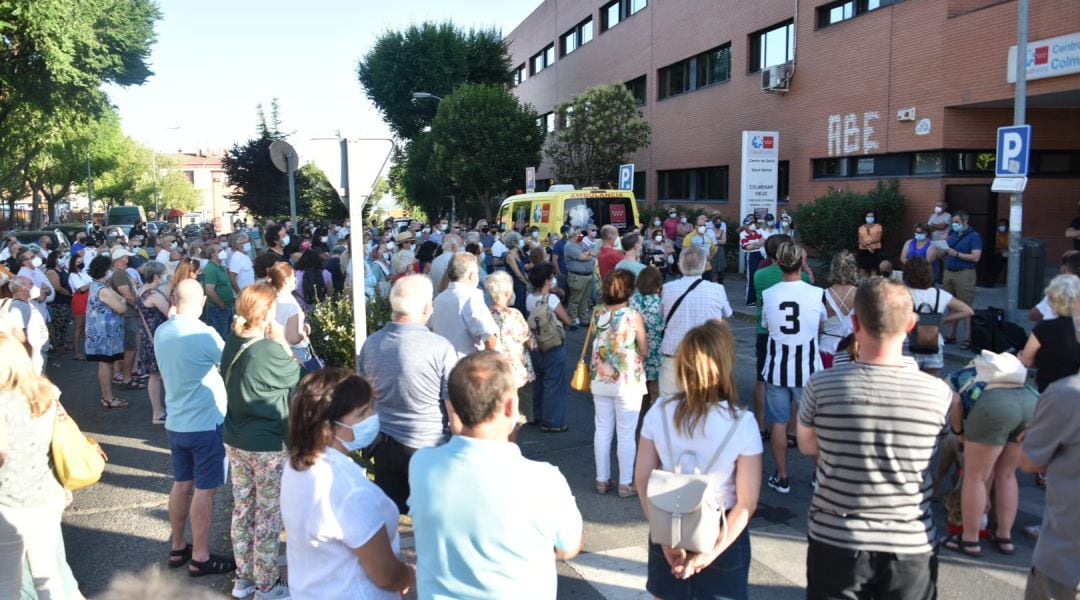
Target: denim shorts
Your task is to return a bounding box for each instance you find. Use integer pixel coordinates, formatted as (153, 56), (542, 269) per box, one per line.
(166, 425), (226, 490)
(764, 384), (802, 425)
(646, 530), (751, 600)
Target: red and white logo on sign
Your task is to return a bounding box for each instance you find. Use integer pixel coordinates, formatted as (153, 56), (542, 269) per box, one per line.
(762, 136), (775, 149)
(1034, 46), (1049, 65)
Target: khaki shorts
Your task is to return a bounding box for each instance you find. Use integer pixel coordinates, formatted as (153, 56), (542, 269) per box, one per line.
(123, 316), (139, 351)
(943, 268), (976, 306)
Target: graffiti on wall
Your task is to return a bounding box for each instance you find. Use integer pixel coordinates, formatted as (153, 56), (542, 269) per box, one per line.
(827, 111), (880, 156)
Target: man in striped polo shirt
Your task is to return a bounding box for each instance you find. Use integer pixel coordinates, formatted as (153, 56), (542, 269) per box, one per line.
(797, 277), (951, 599)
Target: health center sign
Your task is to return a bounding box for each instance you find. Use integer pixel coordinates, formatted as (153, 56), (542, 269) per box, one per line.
(1007, 32), (1080, 83)
(740, 131), (779, 220)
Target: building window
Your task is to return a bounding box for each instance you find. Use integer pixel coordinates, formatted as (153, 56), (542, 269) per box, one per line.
(632, 172), (646, 203)
(913, 152), (944, 174)
(513, 64), (527, 86)
(531, 44), (555, 75)
(561, 18), (593, 56)
(658, 43), (731, 100)
(778, 160), (790, 203)
(658, 167), (728, 201)
(954, 151), (995, 173)
(559, 105), (574, 129)
(537, 112), (555, 134)
(749, 20), (794, 73)
(813, 157), (849, 178)
(626, 75), (647, 106)
(1034, 151), (1080, 175)
(817, 0), (894, 28)
(601, 0), (647, 32)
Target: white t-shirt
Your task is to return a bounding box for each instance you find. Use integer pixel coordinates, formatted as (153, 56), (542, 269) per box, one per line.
(491, 238), (508, 259)
(1035, 295), (1055, 320)
(281, 449), (400, 600)
(228, 251), (255, 290)
(640, 400), (762, 509)
(525, 292), (560, 314)
(155, 249), (172, 264)
(275, 291), (309, 349)
(762, 280), (826, 387)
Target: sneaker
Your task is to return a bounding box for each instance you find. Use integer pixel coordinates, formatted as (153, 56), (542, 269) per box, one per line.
(254, 581), (290, 600)
(768, 473), (790, 494)
(232, 578), (256, 598)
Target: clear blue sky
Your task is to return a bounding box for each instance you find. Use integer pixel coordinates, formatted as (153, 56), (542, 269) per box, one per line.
(106, 0), (541, 153)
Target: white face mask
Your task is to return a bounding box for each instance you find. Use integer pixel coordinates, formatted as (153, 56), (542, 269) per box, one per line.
(281, 235), (291, 247)
(654, 235), (663, 243)
(387, 241), (396, 250)
(669, 213), (676, 219)
(653, 219), (661, 226)
(680, 217), (688, 224)
(320, 236), (328, 243)
(243, 242), (252, 252)
(31, 256), (43, 269)
(934, 206), (943, 214)
(531, 231), (540, 239)
(518, 239), (525, 249)
(697, 225), (706, 234)
(217, 250), (227, 261)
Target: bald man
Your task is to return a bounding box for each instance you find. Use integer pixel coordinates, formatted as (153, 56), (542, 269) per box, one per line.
(153, 278), (236, 576)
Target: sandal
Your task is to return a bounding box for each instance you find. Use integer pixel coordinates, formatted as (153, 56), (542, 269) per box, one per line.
(187, 553), (236, 577)
(595, 480), (614, 495)
(540, 424), (569, 433)
(943, 337), (957, 345)
(118, 379), (146, 390)
(168, 543), (192, 569)
(990, 533), (1016, 556)
(618, 484), (638, 498)
(942, 533), (983, 557)
(960, 341), (975, 351)
(100, 397), (129, 410)
(112, 374), (124, 383)
(72, 355), (86, 361)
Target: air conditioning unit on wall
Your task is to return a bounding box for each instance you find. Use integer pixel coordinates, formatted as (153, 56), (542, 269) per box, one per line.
(761, 63), (793, 92)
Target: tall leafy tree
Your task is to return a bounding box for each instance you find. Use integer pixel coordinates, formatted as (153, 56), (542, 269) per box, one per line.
(545, 84), (652, 188)
(222, 100), (296, 217)
(430, 84), (543, 219)
(299, 163), (345, 221)
(0, 0), (159, 198)
(357, 22), (511, 141)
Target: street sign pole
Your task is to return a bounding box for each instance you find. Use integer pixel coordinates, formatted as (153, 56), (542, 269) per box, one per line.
(287, 152), (298, 226)
(1005, 0), (1028, 323)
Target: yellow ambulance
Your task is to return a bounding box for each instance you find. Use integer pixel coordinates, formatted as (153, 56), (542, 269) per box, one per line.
(497, 185), (640, 239)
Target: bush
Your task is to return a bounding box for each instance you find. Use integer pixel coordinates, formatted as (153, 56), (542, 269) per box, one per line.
(308, 292), (393, 368)
(790, 179), (905, 263)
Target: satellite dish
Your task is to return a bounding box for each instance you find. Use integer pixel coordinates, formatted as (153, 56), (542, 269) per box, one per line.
(269, 140), (297, 173)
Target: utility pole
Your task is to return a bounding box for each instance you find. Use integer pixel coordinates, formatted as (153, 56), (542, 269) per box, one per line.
(1005, 0), (1028, 322)
(86, 150), (94, 225)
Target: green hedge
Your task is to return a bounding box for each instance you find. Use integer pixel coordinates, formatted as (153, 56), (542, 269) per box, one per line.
(308, 292), (393, 368)
(789, 179), (905, 263)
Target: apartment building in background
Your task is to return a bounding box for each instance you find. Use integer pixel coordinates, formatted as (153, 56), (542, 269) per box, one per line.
(168, 149), (239, 232)
(506, 0), (1080, 266)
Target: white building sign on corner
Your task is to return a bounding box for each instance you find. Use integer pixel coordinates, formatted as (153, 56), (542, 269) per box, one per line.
(1007, 31), (1080, 83)
(740, 131), (779, 220)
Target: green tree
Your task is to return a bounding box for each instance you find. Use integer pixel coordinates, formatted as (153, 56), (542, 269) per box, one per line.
(357, 22), (511, 141)
(429, 84), (543, 219)
(299, 163), (345, 221)
(222, 101), (299, 217)
(545, 84), (652, 188)
(0, 0), (159, 197)
(390, 138), (449, 219)
(94, 135), (153, 209)
(154, 160), (201, 214)
(790, 179), (906, 263)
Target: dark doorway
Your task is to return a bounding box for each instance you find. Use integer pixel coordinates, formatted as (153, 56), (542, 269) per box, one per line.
(945, 184), (999, 286)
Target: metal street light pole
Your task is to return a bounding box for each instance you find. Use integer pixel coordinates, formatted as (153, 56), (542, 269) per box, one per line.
(1005, 0), (1028, 322)
(86, 150), (94, 224)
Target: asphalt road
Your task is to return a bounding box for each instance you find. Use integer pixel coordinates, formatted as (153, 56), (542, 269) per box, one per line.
(51, 310), (1044, 598)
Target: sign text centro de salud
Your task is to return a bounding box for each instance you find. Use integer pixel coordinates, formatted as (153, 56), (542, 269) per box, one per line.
(1007, 31), (1080, 83)
(740, 131), (779, 221)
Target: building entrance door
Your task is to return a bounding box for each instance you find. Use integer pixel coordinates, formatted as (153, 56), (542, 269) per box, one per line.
(945, 183), (999, 286)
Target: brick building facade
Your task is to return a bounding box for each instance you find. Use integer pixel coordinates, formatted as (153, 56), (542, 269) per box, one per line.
(507, 0), (1080, 263)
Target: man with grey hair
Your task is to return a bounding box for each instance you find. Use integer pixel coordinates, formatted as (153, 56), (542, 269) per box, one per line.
(429, 253), (498, 358)
(0, 275), (49, 372)
(358, 274), (458, 513)
(227, 233), (254, 293)
(563, 227), (596, 326)
(658, 245), (732, 397)
(428, 233), (463, 296)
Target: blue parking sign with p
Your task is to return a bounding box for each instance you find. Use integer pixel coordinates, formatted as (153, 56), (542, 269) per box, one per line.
(995, 125), (1031, 177)
(619, 164), (634, 191)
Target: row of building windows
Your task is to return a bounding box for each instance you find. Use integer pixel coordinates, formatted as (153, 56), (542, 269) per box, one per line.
(514, 0), (648, 87)
(658, 44), (732, 100)
(655, 162), (792, 203)
(816, 0), (901, 28)
(812, 150), (1080, 179)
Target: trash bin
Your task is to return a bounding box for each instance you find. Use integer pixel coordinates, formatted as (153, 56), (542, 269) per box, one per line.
(1018, 237), (1047, 310)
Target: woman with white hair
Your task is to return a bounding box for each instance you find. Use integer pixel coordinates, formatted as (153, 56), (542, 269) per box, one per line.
(389, 249), (417, 285)
(483, 271), (535, 425)
(1019, 273), (1080, 392)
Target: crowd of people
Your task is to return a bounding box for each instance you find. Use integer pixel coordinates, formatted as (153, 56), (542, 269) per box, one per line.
(0, 202), (1077, 600)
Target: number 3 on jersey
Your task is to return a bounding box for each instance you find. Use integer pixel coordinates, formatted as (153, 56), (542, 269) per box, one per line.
(779, 301), (800, 334)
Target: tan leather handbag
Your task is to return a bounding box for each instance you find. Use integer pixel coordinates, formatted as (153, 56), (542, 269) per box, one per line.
(570, 315), (595, 392)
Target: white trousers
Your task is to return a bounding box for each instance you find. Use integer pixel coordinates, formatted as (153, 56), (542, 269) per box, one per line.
(0, 497), (67, 600)
(658, 356), (682, 399)
(593, 394), (642, 486)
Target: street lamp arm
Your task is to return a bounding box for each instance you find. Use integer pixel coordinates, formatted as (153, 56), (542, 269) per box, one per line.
(411, 92), (443, 102)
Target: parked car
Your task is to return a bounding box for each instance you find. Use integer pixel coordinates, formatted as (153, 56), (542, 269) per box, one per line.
(48, 223), (89, 242)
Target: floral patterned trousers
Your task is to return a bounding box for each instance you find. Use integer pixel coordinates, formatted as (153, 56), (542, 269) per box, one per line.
(226, 446), (286, 589)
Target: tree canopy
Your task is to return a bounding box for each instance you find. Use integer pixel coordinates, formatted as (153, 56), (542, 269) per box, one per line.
(429, 84), (543, 219)
(545, 84), (652, 188)
(357, 22), (511, 141)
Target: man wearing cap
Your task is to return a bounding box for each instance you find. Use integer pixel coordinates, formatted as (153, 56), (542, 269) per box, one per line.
(109, 246), (145, 390)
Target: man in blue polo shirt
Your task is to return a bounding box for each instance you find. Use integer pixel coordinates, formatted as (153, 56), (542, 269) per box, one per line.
(943, 210), (982, 347)
(409, 351), (583, 599)
(154, 279), (235, 577)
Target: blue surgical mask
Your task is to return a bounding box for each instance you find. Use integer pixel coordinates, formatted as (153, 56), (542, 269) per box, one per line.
(951, 222), (964, 233)
(242, 242), (252, 252)
(914, 233), (927, 242)
(865, 217), (875, 224)
(335, 414), (380, 452)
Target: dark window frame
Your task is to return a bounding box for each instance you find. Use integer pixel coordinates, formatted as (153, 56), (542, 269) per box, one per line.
(600, 0), (648, 33)
(778, 160), (790, 204)
(561, 17), (594, 56)
(748, 19), (794, 74)
(658, 43), (731, 101)
(530, 43), (556, 76)
(513, 63), (527, 86)
(625, 74), (647, 106)
(816, 0), (899, 28)
(658, 166), (729, 203)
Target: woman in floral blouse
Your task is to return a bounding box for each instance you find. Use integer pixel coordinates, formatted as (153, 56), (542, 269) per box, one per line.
(630, 266), (664, 409)
(483, 271), (536, 427)
(589, 269), (647, 498)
